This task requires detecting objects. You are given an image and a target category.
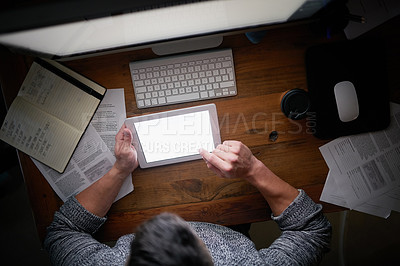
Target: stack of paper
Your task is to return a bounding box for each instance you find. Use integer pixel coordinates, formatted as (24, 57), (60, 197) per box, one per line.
(32, 89), (133, 202)
(319, 102), (400, 218)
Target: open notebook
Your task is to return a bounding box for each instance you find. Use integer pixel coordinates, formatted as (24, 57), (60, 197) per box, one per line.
(0, 58), (106, 173)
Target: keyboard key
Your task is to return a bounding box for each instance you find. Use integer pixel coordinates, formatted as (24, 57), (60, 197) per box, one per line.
(222, 61), (232, 67)
(135, 81), (144, 87)
(200, 91), (208, 98)
(167, 93), (200, 103)
(220, 81), (235, 88)
(136, 87), (146, 93)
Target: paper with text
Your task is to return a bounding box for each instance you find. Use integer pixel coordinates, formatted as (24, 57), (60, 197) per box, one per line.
(0, 61), (105, 172)
(1, 97), (82, 173)
(320, 171), (391, 218)
(320, 102), (400, 209)
(17, 62), (101, 131)
(91, 88), (126, 154)
(32, 89), (132, 202)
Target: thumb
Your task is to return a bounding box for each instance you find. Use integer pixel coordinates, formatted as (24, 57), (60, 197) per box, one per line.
(122, 128), (133, 149)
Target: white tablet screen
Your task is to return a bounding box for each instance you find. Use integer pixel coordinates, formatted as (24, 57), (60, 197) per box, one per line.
(133, 110), (214, 163)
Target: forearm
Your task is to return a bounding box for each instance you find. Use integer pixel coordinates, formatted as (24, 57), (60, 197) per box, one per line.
(262, 190), (332, 265)
(76, 165), (128, 217)
(246, 158), (299, 216)
(200, 141), (299, 215)
(44, 197), (108, 265)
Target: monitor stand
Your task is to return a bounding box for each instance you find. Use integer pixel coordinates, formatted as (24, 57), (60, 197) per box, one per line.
(151, 35), (223, 56)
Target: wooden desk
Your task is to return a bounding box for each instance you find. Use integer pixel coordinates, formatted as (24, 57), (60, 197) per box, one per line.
(1, 18), (399, 242)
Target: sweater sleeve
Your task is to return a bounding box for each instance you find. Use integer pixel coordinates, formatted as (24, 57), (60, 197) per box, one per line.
(260, 190), (332, 266)
(44, 197), (133, 266)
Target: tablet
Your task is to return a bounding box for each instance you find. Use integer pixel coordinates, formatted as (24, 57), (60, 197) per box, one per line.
(125, 104), (221, 168)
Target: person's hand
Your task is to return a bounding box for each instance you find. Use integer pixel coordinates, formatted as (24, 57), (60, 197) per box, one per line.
(113, 124), (138, 178)
(199, 140), (261, 181)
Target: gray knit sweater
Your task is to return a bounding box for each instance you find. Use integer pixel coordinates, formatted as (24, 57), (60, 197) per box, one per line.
(44, 190), (331, 265)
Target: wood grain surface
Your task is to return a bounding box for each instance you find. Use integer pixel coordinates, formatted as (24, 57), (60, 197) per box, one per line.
(1, 17), (399, 242)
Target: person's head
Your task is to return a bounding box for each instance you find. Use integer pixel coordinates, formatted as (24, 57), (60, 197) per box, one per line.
(128, 213), (213, 266)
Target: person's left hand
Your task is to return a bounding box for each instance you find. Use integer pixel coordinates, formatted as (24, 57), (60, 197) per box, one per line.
(113, 124), (138, 178)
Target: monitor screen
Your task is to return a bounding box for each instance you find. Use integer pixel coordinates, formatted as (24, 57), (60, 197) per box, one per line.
(0, 0), (333, 59)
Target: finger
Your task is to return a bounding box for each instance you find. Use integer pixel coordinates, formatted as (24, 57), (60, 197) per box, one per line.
(199, 148), (209, 160)
(200, 148), (231, 172)
(223, 140), (244, 155)
(222, 140), (239, 147)
(115, 124), (126, 141)
(122, 128), (133, 150)
(205, 161), (225, 177)
(216, 143), (230, 153)
(199, 149), (225, 177)
(212, 148), (239, 164)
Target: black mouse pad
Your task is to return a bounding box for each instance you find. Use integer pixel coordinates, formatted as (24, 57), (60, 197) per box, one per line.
(305, 38), (390, 139)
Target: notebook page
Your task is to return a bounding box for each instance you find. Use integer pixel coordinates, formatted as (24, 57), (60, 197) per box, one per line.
(17, 62), (100, 132)
(0, 97), (82, 172)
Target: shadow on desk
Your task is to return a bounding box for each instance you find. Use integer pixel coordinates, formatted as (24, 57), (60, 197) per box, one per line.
(0, 161), (51, 265)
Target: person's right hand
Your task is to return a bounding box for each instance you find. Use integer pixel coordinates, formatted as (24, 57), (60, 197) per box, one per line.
(199, 140), (261, 180)
(200, 140), (300, 216)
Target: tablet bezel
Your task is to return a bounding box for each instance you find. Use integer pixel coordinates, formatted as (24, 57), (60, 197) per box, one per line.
(125, 104), (221, 168)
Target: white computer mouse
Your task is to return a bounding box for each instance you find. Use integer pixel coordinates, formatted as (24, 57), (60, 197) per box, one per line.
(334, 81), (359, 122)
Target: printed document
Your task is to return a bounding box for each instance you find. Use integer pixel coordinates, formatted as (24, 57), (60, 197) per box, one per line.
(91, 88), (127, 154)
(321, 171), (392, 218)
(32, 89), (132, 202)
(319, 102), (400, 214)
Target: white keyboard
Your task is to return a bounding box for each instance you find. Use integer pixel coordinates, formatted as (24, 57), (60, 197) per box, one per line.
(129, 49), (237, 108)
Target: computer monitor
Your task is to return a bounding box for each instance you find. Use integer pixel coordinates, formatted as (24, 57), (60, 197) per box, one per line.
(0, 0), (334, 60)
